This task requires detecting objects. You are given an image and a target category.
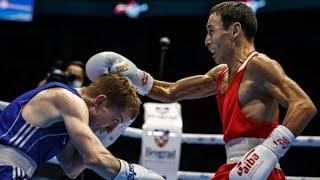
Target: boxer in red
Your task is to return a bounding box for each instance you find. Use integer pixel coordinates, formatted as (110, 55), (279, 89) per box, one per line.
(85, 1), (317, 179)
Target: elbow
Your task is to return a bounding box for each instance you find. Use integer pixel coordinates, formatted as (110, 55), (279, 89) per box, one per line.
(84, 153), (120, 178)
(83, 154), (100, 168)
(301, 100), (317, 118)
(63, 166), (80, 179)
(83, 153), (118, 171)
(307, 101), (317, 118)
(66, 173), (78, 180)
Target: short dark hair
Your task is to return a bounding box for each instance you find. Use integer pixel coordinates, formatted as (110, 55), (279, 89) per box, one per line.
(67, 61), (85, 69)
(210, 1), (257, 41)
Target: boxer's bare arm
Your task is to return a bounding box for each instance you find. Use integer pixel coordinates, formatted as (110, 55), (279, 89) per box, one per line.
(148, 76), (215, 102)
(251, 55), (317, 136)
(147, 64), (227, 102)
(55, 89), (120, 179)
(56, 142), (85, 179)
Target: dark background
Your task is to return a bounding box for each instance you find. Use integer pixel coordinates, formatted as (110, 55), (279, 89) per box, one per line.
(0, 0), (319, 179)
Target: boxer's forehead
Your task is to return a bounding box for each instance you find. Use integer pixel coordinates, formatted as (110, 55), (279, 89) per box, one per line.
(206, 13), (223, 30)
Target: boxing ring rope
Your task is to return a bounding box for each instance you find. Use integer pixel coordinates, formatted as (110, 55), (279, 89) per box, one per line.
(0, 100), (9, 111)
(123, 127), (320, 147)
(1, 100), (319, 179)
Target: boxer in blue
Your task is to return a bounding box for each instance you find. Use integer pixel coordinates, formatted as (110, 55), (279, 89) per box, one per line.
(0, 73), (163, 179)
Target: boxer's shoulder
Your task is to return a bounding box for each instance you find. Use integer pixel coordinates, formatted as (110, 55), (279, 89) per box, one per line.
(247, 53), (278, 73)
(206, 64), (228, 80)
(246, 53), (282, 83)
(33, 88), (80, 103)
(35, 88), (86, 116)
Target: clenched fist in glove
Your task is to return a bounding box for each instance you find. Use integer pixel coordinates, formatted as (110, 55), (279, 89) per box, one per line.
(86, 51), (153, 95)
(229, 125), (295, 180)
(114, 159), (164, 180)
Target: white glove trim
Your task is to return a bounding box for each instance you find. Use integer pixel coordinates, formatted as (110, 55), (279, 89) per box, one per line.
(262, 125), (295, 158)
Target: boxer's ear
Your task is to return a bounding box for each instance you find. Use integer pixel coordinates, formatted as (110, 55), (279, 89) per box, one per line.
(95, 95), (107, 109)
(229, 22), (241, 39)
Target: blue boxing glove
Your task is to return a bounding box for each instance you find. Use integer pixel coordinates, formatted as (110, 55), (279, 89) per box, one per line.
(86, 51), (153, 95)
(113, 159), (164, 180)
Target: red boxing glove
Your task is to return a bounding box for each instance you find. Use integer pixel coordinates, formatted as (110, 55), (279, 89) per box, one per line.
(229, 125), (295, 179)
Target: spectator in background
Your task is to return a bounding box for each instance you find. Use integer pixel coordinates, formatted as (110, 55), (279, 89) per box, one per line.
(38, 60), (85, 88)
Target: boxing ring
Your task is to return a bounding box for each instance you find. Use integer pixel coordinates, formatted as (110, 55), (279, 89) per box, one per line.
(1, 100), (319, 180)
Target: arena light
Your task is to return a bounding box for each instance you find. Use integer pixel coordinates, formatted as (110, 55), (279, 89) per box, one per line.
(0, 0), (35, 22)
(113, 0), (149, 19)
(238, 0), (266, 13)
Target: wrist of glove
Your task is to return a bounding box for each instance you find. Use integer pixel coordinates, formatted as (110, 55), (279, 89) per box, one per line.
(229, 125), (295, 180)
(130, 69), (153, 95)
(113, 159), (164, 180)
(262, 125), (295, 158)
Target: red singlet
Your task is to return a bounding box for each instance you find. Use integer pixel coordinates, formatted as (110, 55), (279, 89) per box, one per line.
(215, 51), (278, 143)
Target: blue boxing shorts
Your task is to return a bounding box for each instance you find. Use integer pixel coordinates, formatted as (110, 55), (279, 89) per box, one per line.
(0, 165), (30, 180)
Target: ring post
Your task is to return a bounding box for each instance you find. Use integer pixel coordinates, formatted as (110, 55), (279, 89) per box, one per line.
(140, 102), (183, 180)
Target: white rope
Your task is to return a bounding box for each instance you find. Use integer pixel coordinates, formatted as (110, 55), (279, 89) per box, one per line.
(123, 127), (320, 147)
(122, 126), (143, 139)
(0, 100), (9, 111)
(181, 133), (225, 145)
(178, 171), (214, 180)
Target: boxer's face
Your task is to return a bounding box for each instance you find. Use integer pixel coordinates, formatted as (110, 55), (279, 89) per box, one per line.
(66, 65), (84, 88)
(89, 99), (132, 132)
(205, 13), (234, 64)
